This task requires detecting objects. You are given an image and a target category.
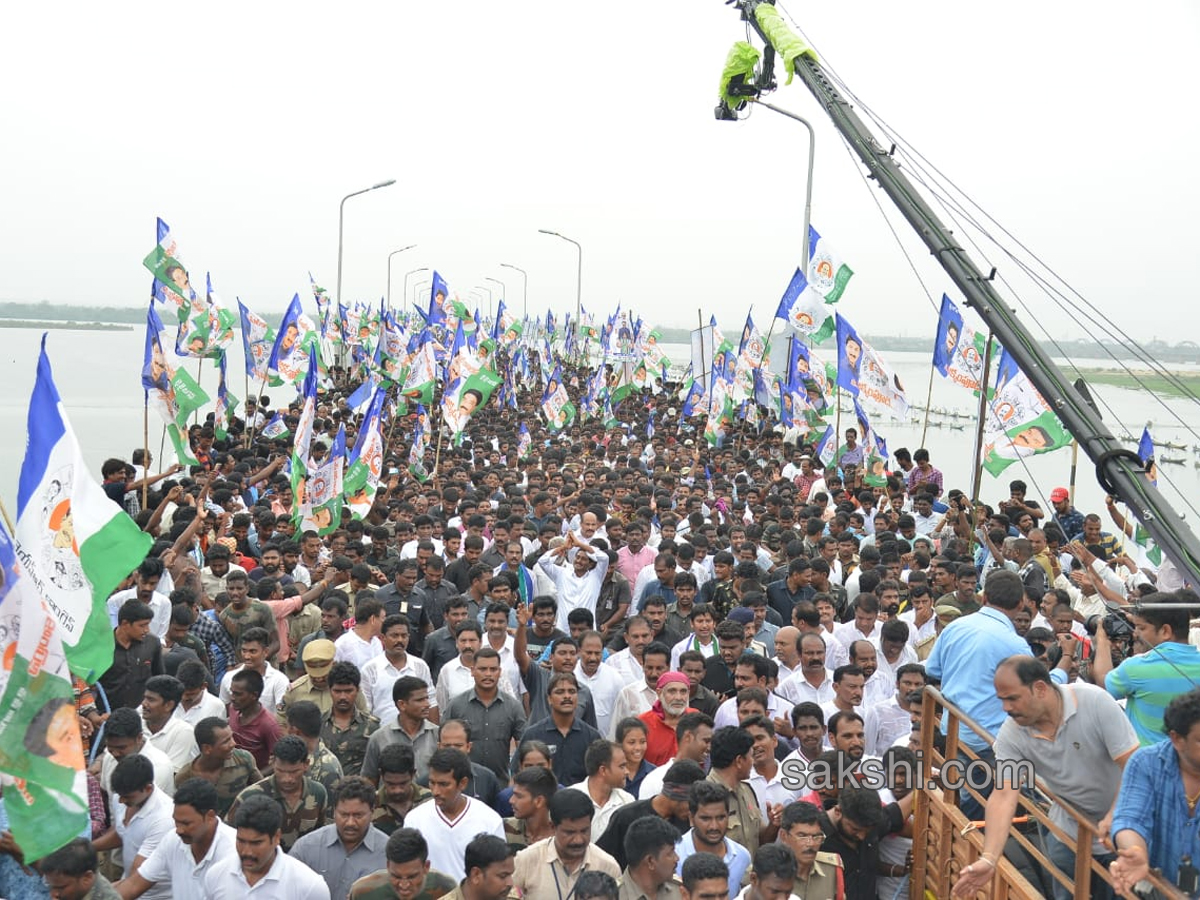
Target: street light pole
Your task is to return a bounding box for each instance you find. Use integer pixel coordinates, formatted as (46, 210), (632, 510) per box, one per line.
(483, 276), (504, 318)
(499, 263), (527, 317)
(537, 229), (581, 326)
(748, 100), (816, 270)
(336, 179), (396, 308)
(473, 287), (493, 318)
(413, 280), (431, 311)
(403, 267), (429, 314)
(385, 245), (416, 310)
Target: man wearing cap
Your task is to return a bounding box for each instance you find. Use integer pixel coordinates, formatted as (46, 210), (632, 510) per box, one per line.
(279, 639), (368, 720)
(1049, 487), (1084, 542)
(639, 672), (694, 766)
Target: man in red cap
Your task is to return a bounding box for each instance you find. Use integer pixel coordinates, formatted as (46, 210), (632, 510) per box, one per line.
(638, 672), (694, 765)
(1049, 487), (1084, 540)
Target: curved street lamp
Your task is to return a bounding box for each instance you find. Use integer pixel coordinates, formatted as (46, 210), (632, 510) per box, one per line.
(336, 179), (396, 306)
(483, 276), (505, 318)
(499, 263), (527, 318)
(537, 229), (581, 325)
(385, 245), (416, 309)
(402, 266), (429, 313)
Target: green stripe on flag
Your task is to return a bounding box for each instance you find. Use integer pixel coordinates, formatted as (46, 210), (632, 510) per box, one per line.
(77, 518), (153, 679)
(811, 316), (836, 345)
(824, 264), (854, 303)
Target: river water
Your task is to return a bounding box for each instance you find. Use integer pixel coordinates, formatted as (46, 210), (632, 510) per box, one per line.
(2, 328), (1198, 531)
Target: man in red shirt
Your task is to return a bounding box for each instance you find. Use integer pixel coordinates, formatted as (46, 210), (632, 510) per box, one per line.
(228, 668), (282, 770)
(638, 672), (694, 766)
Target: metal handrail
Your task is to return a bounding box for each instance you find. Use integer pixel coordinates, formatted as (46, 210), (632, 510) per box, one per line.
(915, 686), (1185, 899)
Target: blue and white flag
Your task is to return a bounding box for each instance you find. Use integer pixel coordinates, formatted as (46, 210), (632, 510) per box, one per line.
(814, 424), (838, 468)
(933, 294), (987, 392)
(17, 337), (153, 679)
(517, 423), (532, 460)
(268, 293), (317, 386)
(775, 268), (836, 343)
(836, 314), (908, 419)
(261, 411), (289, 440)
(427, 271), (450, 326)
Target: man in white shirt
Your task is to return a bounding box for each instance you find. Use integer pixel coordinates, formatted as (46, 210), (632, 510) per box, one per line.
(778, 633), (835, 706)
(607, 642), (671, 739)
(537, 534), (610, 631)
(200, 545), (247, 607)
(117, 777), (237, 900)
(846, 641), (895, 710)
(863, 665), (926, 757)
(218, 630), (290, 711)
(334, 598), (385, 670)
(360, 613), (437, 726)
(568, 740), (634, 839)
(575, 630), (626, 738)
(141, 675), (199, 772)
(93, 754), (175, 900)
(402, 748), (505, 881)
(818, 666), (865, 732)
(876, 620), (920, 683)
(99, 708), (177, 798)
(898, 590), (937, 649)
(108, 558), (172, 641)
(832, 596), (882, 651)
(203, 793), (331, 900)
(174, 660), (227, 725)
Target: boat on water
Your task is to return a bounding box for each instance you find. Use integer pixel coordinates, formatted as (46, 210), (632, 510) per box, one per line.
(1161, 455), (1185, 465)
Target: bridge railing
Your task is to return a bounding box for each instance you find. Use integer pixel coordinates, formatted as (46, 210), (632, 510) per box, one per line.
(911, 686), (1185, 900)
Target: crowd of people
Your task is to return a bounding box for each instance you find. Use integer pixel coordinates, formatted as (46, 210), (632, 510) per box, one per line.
(3, 375), (1198, 900)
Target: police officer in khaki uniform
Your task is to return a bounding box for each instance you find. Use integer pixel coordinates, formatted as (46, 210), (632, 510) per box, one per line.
(915, 606), (963, 662)
(278, 638), (367, 720)
(705, 727), (775, 858)
(780, 801), (845, 900)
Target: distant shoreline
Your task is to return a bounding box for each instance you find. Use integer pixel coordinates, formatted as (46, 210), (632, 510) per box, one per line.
(1079, 369), (1200, 400)
(0, 319), (133, 332)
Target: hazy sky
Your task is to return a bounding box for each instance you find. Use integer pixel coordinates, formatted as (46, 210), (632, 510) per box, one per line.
(3, 0), (1198, 343)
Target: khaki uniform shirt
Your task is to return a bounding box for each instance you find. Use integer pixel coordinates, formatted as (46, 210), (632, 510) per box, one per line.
(793, 852), (844, 900)
(617, 870), (683, 900)
(512, 836), (622, 900)
(279, 674), (369, 720)
(705, 769), (764, 857)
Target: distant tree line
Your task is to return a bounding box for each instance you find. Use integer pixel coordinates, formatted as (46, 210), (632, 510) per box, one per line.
(1, 301), (1194, 362)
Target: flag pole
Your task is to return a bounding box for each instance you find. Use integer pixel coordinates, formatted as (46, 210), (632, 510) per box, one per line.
(194, 359), (203, 426)
(158, 424), (167, 472)
(0, 494), (14, 535)
(1068, 439), (1080, 504)
(919, 364), (935, 448)
(968, 333), (996, 508)
(431, 390), (446, 483)
(245, 373), (270, 449)
(142, 399), (150, 510)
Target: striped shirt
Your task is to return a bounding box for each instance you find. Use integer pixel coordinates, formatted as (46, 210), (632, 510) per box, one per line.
(1105, 641), (1200, 745)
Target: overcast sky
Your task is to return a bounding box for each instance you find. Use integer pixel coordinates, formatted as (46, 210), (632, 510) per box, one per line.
(3, 0), (1197, 342)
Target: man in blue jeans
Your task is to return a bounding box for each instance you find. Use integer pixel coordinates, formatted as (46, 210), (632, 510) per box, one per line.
(952, 656), (1137, 900)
